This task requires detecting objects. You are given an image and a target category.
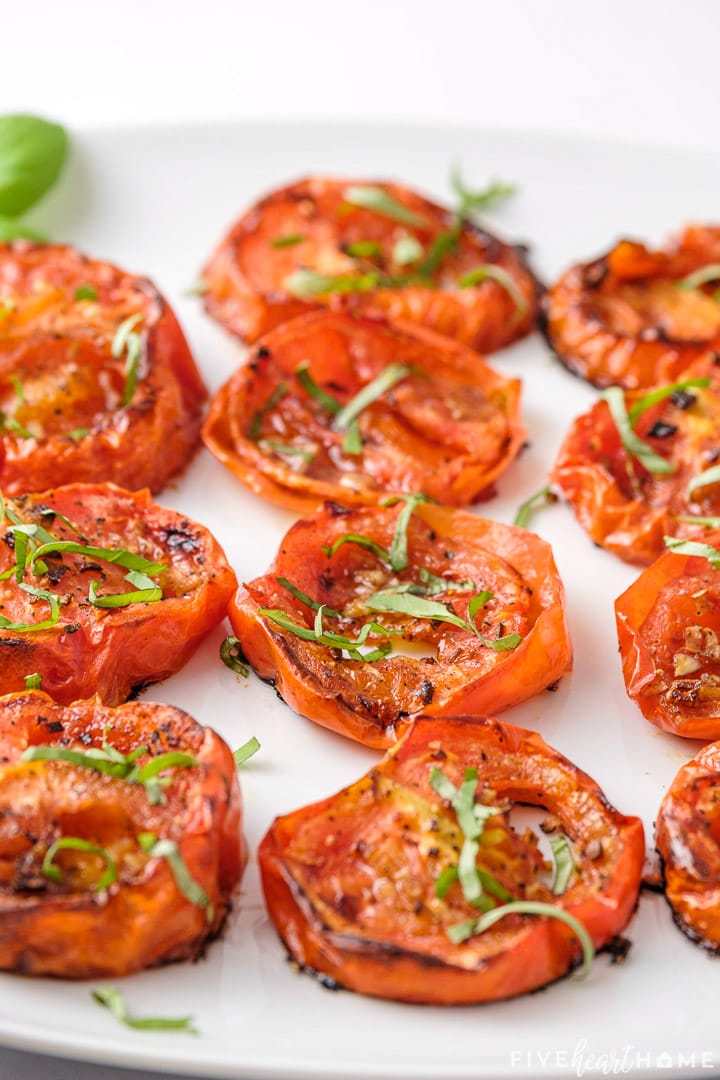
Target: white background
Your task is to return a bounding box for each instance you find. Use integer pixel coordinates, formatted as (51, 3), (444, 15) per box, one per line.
(1, 1), (718, 1078)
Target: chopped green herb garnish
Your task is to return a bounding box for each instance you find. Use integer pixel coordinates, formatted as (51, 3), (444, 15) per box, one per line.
(29, 540), (166, 577)
(688, 463), (720, 498)
(92, 987), (196, 1033)
(458, 264), (527, 320)
(663, 535), (720, 567)
(0, 583), (60, 632)
(295, 362), (341, 414)
(382, 492), (429, 572)
(277, 576), (342, 618)
(365, 589), (521, 651)
(343, 185), (430, 228)
(333, 364), (411, 454)
(270, 233), (305, 248)
(138, 835), (213, 920)
(42, 836), (117, 891)
(88, 572), (163, 608)
(24, 672), (42, 689)
(321, 532), (390, 563)
(678, 264), (720, 291)
(259, 605), (397, 662)
(220, 635), (250, 677)
(514, 484), (554, 529)
(0, 410), (34, 438)
(258, 439), (314, 463)
(234, 735), (260, 766)
(345, 240), (383, 259)
(249, 382), (288, 441)
(627, 376), (711, 425)
(447, 900), (594, 976)
(9, 375), (24, 402)
(0, 115), (68, 219)
(549, 834), (575, 896)
(67, 427), (89, 441)
(183, 279), (208, 297)
(111, 314), (144, 407)
(392, 235), (424, 265)
(676, 514), (720, 527)
(74, 284), (98, 301)
(450, 170), (517, 219)
(602, 386), (675, 476)
(284, 268), (381, 298)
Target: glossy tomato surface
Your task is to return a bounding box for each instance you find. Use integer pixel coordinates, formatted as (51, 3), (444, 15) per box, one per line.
(551, 354), (720, 565)
(543, 226), (720, 389)
(201, 176), (539, 352)
(615, 532), (720, 739)
(0, 483), (237, 704)
(656, 740), (720, 951)
(0, 243), (207, 494)
(259, 715), (644, 1004)
(0, 691), (243, 977)
(230, 500), (571, 748)
(203, 311), (525, 512)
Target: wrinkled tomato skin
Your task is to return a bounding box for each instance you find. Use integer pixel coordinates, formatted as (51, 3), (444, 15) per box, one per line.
(615, 534), (720, 739)
(0, 243), (207, 495)
(259, 716), (644, 1004)
(230, 501), (571, 748)
(0, 692), (243, 978)
(201, 177), (540, 353)
(551, 354), (720, 566)
(543, 227), (720, 389)
(0, 484), (237, 705)
(656, 741), (720, 951)
(203, 311), (525, 512)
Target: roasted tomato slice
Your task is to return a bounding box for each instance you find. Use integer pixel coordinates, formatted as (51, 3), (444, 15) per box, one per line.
(543, 226), (720, 389)
(0, 691), (242, 977)
(201, 176), (539, 352)
(615, 530), (720, 739)
(259, 715), (644, 1004)
(0, 242), (207, 494)
(203, 311), (525, 512)
(229, 499), (571, 748)
(0, 483), (237, 704)
(550, 355), (720, 565)
(656, 740), (720, 950)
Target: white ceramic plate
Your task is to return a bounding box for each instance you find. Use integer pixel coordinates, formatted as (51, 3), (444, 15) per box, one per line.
(2, 121), (719, 1080)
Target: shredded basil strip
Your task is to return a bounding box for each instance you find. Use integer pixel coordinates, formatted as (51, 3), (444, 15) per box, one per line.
(514, 484), (554, 529)
(550, 834), (576, 896)
(30, 540), (166, 577)
(382, 492), (428, 572)
(678, 264), (720, 291)
(343, 185), (430, 228)
(24, 672), (42, 689)
(92, 987), (196, 1033)
(249, 382), (288, 441)
(458, 264), (527, 319)
(393, 235), (423, 265)
(270, 233), (305, 248)
(450, 170), (516, 218)
(259, 605), (397, 662)
(447, 901), (594, 976)
(663, 535), (720, 567)
(258, 439), (314, 463)
(284, 268), (381, 298)
(627, 376), (711, 425)
(415, 567), (475, 595)
(0, 583), (60, 632)
(138, 835), (213, 921)
(42, 837), (117, 891)
(688, 463), (720, 498)
(74, 284), (98, 301)
(277, 576), (342, 618)
(111, 313), (144, 407)
(333, 364), (411, 433)
(322, 533), (390, 563)
(676, 514), (720, 527)
(295, 362), (342, 414)
(234, 735), (260, 766)
(345, 240), (383, 258)
(365, 589), (521, 651)
(602, 386), (675, 476)
(429, 765), (506, 910)
(88, 574), (163, 609)
(0, 410), (34, 438)
(67, 427), (89, 441)
(220, 635), (250, 677)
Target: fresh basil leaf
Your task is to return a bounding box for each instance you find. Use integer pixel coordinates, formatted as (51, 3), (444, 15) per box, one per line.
(627, 376), (711, 425)
(550, 834), (576, 896)
(42, 836), (117, 891)
(366, 590), (471, 631)
(447, 901), (594, 977)
(343, 185), (430, 228)
(467, 590), (494, 621)
(514, 484), (555, 529)
(0, 115), (68, 216)
(688, 463), (720, 498)
(234, 736), (260, 766)
(663, 535), (720, 567)
(602, 386), (675, 476)
(92, 987), (196, 1033)
(458, 263), (527, 320)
